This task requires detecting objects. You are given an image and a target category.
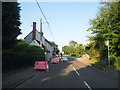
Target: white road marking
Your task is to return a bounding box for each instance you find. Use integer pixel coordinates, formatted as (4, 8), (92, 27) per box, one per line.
(71, 62), (92, 89)
(71, 65), (80, 76)
(84, 81), (92, 90)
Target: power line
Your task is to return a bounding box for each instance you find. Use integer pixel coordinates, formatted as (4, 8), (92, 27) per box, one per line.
(35, 0), (55, 42)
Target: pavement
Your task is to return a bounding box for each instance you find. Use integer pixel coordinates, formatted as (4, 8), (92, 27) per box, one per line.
(2, 67), (36, 88)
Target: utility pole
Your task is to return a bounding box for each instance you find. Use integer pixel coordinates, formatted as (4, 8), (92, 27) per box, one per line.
(40, 18), (43, 48)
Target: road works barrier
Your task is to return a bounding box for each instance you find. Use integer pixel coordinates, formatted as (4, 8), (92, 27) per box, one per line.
(34, 61), (49, 71)
(51, 58), (59, 63)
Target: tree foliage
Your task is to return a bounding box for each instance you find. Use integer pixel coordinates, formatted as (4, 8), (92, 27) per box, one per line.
(50, 41), (60, 54)
(3, 40), (45, 60)
(62, 41), (85, 57)
(69, 40), (77, 47)
(2, 2), (21, 49)
(87, 1), (120, 66)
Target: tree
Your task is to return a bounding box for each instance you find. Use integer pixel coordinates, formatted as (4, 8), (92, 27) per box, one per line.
(62, 41), (85, 57)
(69, 40), (77, 47)
(87, 1), (120, 65)
(62, 46), (70, 55)
(50, 41), (60, 54)
(2, 2), (21, 49)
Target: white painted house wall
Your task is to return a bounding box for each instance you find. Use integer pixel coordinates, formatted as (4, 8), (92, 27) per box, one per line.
(35, 30), (53, 59)
(29, 39), (40, 46)
(25, 32), (33, 44)
(25, 22), (53, 61)
(24, 26), (53, 61)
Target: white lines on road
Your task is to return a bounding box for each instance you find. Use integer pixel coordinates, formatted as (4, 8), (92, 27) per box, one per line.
(72, 67), (80, 76)
(84, 81), (92, 90)
(71, 64), (92, 90)
(71, 64), (80, 76)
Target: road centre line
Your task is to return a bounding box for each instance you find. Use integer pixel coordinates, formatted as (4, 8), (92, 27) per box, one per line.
(71, 65), (80, 76)
(83, 81), (92, 90)
(71, 64), (92, 90)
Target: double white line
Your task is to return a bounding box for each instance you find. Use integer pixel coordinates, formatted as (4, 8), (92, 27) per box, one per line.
(71, 65), (92, 90)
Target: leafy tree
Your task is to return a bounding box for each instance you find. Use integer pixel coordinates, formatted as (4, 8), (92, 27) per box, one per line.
(87, 1), (120, 66)
(85, 42), (100, 59)
(3, 40), (45, 59)
(69, 40), (77, 47)
(2, 2), (21, 49)
(62, 46), (69, 54)
(62, 41), (85, 57)
(50, 41), (60, 54)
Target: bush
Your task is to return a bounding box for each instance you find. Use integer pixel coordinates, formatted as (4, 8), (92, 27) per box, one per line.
(89, 57), (98, 61)
(3, 41), (45, 59)
(69, 53), (76, 56)
(114, 57), (120, 70)
(2, 41), (45, 73)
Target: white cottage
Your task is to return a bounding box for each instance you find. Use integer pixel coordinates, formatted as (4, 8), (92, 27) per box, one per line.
(24, 22), (53, 61)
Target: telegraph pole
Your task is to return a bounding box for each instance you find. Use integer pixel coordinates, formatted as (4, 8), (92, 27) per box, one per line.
(40, 18), (43, 48)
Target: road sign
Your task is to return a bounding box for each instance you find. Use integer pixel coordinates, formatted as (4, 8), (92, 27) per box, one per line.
(51, 58), (59, 63)
(105, 40), (109, 46)
(34, 61), (49, 71)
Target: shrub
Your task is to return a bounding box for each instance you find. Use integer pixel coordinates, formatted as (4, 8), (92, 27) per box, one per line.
(69, 53), (76, 56)
(2, 41), (45, 73)
(3, 41), (45, 59)
(114, 57), (120, 70)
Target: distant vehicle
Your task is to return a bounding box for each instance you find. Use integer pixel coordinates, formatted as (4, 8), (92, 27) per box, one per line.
(51, 58), (59, 64)
(55, 57), (60, 62)
(59, 57), (63, 62)
(62, 57), (68, 62)
(82, 54), (90, 60)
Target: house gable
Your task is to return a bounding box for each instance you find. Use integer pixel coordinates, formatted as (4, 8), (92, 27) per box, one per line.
(24, 31), (33, 44)
(29, 39), (40, 46)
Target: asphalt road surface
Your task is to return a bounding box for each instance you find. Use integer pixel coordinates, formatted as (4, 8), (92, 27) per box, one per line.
(16, 57), (118, 89)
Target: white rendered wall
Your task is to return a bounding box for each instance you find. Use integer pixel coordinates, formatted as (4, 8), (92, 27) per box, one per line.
(29, 40), (40, 46)
(25, 32), (33, 44)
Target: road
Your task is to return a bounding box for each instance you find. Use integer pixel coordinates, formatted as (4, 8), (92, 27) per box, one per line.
(15, 57), (118, 89)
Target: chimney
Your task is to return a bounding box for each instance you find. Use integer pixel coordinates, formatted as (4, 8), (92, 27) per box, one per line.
(32, 22), (36, 40)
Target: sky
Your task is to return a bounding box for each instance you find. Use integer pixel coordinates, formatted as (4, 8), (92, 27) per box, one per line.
(17, 1), (101, 51)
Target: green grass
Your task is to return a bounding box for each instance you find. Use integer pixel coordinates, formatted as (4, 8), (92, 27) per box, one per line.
(91, 60), (119, 70)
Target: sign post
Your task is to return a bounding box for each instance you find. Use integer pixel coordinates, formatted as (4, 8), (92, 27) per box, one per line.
(105, 40), (110, 66)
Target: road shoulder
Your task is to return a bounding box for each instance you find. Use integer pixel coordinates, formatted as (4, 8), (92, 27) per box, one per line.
(69, 56), (118, 77)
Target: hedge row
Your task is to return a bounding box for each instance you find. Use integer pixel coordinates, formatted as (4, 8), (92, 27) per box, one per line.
(2, 41), (45, 73)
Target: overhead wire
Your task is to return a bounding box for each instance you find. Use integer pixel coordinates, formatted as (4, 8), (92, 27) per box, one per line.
(35, 0), (55, 42)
